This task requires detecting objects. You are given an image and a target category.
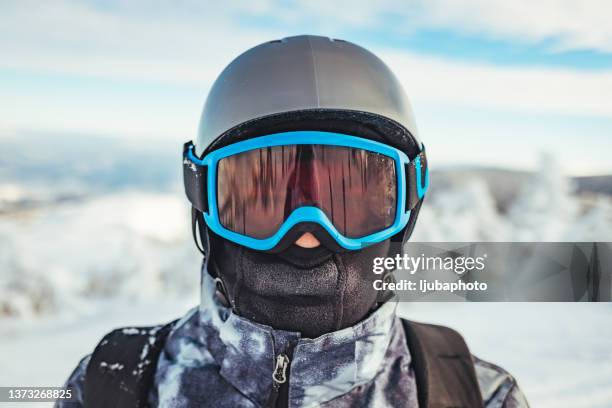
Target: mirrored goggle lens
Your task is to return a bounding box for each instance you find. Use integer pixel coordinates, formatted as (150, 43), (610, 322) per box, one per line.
(216, 144), (397, 239)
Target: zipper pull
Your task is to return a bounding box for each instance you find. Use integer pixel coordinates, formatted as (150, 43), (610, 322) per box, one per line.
(273, 354), (290, 384)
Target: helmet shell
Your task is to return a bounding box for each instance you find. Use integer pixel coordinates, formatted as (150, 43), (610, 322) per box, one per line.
(196, 35), (420, 156)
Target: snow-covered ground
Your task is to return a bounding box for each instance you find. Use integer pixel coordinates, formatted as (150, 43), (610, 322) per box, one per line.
(2, 300), (611, 408)
(0, 298), (196, 408)
(0, 192), (200, 318)
(401, 302), (612, 408)
(1, 140), (612, 407)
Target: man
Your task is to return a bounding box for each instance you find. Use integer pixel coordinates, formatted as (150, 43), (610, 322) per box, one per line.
(59, 35), (528, 407)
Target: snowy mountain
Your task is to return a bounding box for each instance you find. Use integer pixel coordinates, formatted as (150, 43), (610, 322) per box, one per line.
(0, 132), (181, 214)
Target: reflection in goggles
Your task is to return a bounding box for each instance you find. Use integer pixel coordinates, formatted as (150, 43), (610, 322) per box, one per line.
(217, 145), (397, 239)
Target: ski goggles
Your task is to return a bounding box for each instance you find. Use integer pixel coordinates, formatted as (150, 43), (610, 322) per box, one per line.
(183, 131), (428, 251)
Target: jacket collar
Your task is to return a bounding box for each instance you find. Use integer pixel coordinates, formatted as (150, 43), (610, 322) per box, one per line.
(198, 271), (400, 407)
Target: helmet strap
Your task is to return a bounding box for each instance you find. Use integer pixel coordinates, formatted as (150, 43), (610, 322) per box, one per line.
(192, 206), (233, 305)
(191, 206), (207, 258)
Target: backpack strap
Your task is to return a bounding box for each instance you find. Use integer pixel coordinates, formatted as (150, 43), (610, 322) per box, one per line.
(84, 319), (178, 408)
(401, 319), (484, 408)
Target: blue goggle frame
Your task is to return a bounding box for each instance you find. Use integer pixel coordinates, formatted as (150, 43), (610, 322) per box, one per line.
(184, 131), (428, 251)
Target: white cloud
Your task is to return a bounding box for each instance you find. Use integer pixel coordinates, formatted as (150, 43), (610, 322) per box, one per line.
(0, 1), (278, 85)
(411, 0), (612, 53)
(240, 0), (612, 53)
(3, 0), (612, 87)
(381, 50), (612, 118)
(2, 1), (611, 115)
(284, 0), (612, 53)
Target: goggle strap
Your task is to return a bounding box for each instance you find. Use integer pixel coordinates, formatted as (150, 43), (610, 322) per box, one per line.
(405, 150), (429, 211)
(183, 141), (208, 213)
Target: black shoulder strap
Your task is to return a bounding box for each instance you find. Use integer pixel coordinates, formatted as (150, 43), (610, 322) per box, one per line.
(401, 319), (484, 408)
(84, 319), (178, 408)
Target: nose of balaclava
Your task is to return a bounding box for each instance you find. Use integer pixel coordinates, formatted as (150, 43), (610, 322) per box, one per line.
(208, 230), (391, 339)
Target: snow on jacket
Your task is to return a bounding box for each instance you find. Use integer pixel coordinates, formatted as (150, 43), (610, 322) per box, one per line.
(58, 273), (528, 407)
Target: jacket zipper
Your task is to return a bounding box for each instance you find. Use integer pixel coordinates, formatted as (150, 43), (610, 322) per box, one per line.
(273, 354), (290, 385)
(268, 344), (295, 408)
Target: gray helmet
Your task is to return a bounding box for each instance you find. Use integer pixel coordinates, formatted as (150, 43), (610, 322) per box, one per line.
(190, 34), (426, 246)
(195, 35), (422, 158)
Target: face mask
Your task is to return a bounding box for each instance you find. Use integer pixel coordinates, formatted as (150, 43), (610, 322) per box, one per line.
(208, 231), (392, 339)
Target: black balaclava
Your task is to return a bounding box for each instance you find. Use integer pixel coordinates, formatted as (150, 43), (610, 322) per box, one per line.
(208, 230), (392, 339)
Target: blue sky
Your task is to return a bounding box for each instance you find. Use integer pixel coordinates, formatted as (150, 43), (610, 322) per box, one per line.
(1, 0), (612, 174)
